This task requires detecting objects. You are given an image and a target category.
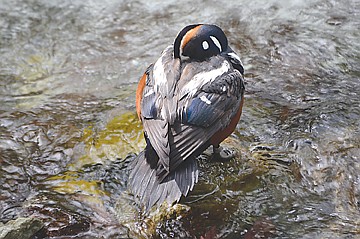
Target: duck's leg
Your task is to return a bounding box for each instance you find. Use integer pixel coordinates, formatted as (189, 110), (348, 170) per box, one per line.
(212, 144), (236, 161)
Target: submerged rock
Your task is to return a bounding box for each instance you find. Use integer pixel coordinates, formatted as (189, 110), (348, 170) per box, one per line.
(0, 217), (44, 239)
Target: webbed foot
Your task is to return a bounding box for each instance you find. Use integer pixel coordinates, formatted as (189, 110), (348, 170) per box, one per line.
(212, 145), (236, 161)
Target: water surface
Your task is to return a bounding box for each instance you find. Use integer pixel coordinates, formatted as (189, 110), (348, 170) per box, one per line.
(1, 0), (359, 238)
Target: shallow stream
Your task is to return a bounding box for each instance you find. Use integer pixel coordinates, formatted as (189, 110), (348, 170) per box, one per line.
(1, 0), (359, 238)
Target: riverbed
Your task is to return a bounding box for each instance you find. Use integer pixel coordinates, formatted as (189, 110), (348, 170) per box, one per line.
(1, 0), (359, 238)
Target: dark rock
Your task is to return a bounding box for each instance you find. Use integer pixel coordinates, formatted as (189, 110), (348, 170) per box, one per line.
(0, 217), (44, 239)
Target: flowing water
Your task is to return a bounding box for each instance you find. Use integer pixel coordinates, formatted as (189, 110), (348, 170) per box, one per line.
(0, 0), (359, 238)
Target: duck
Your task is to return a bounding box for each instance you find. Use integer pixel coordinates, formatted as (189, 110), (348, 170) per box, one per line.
(129, 24), (245, 211)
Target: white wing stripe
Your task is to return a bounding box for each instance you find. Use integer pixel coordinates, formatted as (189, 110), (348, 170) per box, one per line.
(182, 60), (230, 97)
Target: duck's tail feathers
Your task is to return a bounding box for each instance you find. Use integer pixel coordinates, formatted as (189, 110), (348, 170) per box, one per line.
(128, 150), (198, 211)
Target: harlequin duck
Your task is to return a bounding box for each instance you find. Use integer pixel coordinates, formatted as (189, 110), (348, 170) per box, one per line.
(129, 24), (245, 210)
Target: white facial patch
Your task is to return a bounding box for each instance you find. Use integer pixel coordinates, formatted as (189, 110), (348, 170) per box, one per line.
(200, 95), (211, 105)
(202, 40), (209, 50)
(210, 36), (222, 52)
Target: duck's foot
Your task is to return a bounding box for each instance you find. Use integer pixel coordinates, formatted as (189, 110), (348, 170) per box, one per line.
(212, 145), (236, 161)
